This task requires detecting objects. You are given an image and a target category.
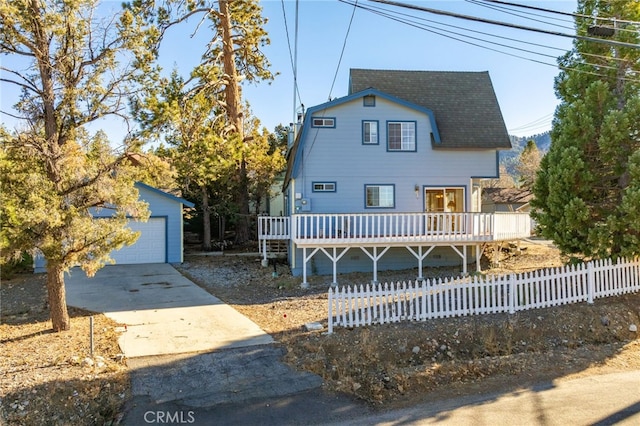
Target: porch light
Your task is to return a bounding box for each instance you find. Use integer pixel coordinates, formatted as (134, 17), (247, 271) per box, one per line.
(414, 184), (420, 198)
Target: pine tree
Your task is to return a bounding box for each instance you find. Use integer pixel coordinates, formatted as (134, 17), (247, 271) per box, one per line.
(516, 140), (541, 190)
(532, 0), (640, 259)
(0, 0), (166, 331)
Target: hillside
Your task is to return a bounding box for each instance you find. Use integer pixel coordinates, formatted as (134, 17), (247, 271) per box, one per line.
(501, 131), (550, 177)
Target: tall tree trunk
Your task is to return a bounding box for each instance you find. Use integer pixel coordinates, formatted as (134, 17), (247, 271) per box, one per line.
(201, 186), (212, 251)
(219, 0), (251, 244)
(46, 262), (70, 331)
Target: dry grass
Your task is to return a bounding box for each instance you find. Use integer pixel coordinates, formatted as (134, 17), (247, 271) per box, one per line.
(2, 241), (639, 424)
(179, 242), (640, 406)
(1, 274), (128, 425)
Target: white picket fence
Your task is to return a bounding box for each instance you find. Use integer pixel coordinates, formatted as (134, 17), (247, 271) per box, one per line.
(327, 258), (640, 333)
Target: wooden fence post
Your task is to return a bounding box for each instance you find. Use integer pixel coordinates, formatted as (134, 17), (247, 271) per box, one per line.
(328, 287), (334, 334)
(508, 273), (516, 314)
(587, 261), (595, 304)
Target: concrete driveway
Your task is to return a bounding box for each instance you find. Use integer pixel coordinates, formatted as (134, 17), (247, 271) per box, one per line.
(65, 264), (273, 357)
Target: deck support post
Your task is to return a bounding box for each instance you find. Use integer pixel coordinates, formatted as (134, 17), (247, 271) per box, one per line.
(301, 247), (321, 289)
(261, 238), (268, 266)
(449, 245), (468, 276)
(361, 246), (390, 284)
(475, 244), (482, 272)
(319, 247), (350, 286)
(406, 246), (435, 280)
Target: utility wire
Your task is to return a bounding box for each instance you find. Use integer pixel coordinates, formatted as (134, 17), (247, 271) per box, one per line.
(480, 0), (640, 26)
(341, 0), (640, 83)
(280, 0), (302, 116)
(368, 0), (640, 50)
(509, 113), (555, 133)
(465, 0), (575, 31)
(328, 0), (358, 100)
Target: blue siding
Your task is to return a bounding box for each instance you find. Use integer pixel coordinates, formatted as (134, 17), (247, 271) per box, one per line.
(34, 183), (190, 271)
(105, 183), (191, 264)
(290, 96), (497, 215)
(288, 90), (500, 276)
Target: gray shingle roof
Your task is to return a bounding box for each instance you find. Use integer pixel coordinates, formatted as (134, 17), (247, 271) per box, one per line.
(349, 69), (512, 149)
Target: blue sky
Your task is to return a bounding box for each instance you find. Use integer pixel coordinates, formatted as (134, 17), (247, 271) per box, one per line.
(1, 0), (578, 142)
(166, 0), (578, 137)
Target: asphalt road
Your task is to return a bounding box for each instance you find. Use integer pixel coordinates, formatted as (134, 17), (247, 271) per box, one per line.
(123, 367), (640, 425)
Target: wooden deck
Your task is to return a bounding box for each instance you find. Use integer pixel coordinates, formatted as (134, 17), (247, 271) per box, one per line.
(258, 212), (531, 286)
(259, 212), (531, 245)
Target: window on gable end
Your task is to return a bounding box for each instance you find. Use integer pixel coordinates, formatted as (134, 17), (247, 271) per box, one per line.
(363, 95), (376, 107)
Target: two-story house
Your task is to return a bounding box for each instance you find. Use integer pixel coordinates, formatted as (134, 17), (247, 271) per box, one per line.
(259, 69), (530, 286)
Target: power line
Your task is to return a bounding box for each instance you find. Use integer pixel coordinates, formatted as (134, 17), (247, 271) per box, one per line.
(280, 0), (302, 122)
(328, 0), (359, 101)
(341, 0), (640, 83)
(480, 0), (640, 26)
(368, 0), (640, 50)
(508, 113), (555, 133)
(343, 0), (562, 64)
(465, 0), (575, 32)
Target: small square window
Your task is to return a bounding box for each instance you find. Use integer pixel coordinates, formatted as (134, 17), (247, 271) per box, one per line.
(363, 95), (376, 107)
(365, 184), (395, 208)
(388, 121), (416, 151)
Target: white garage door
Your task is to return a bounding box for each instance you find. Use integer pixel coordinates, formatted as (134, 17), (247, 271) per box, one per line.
(110, 217), (166, 264)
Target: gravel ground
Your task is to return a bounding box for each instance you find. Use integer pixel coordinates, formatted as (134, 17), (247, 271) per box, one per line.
(177, 242), (640, 406)
(2, 241), (638, 425)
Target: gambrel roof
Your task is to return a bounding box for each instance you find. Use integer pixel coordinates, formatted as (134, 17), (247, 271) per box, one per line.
(349, 69), (512, 150)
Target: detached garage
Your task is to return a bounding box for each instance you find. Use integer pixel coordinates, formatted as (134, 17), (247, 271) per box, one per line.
(34, 182), (194, 271)
(112, 183), (194, 264)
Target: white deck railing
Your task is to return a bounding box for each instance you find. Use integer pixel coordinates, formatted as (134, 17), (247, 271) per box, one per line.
(258, 216), (291, 240)
(258, 212), (530, 245)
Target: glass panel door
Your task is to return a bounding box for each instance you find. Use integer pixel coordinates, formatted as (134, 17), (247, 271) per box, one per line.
(425, 188), (465, 233)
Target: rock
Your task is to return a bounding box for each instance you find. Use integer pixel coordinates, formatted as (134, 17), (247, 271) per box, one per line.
(440, 345), (447, 352)
(352, 382), (362, 391)
(412, 346), (420, 354)
(82, 357), (94, 367)
(601, 316), (610, 326)
(304, 322), (323, 331)
(630, 324), (637, 332)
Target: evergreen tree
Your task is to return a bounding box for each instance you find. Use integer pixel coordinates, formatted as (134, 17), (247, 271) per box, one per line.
(0, 0), (189, 331)
(532, 0), (640, 259)
(516, 140), (541, 190)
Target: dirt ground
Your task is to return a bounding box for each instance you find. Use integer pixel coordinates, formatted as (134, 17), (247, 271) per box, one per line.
(1, 274), (129, 425)
(177, 242), (640, 406)
(1, 241), (639, 424)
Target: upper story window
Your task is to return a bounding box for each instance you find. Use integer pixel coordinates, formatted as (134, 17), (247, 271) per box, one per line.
(387, 121), (416, 151)
(365, 184), (395, 208)
(312, 182), (336, 192)
(363, 95), (376, 107)
(362, 120), (378, 144)
(311, 117), (335, 128)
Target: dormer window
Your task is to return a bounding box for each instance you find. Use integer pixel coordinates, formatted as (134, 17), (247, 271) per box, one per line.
(363, 95), (376, 107)
(311, 117), (335, 128)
